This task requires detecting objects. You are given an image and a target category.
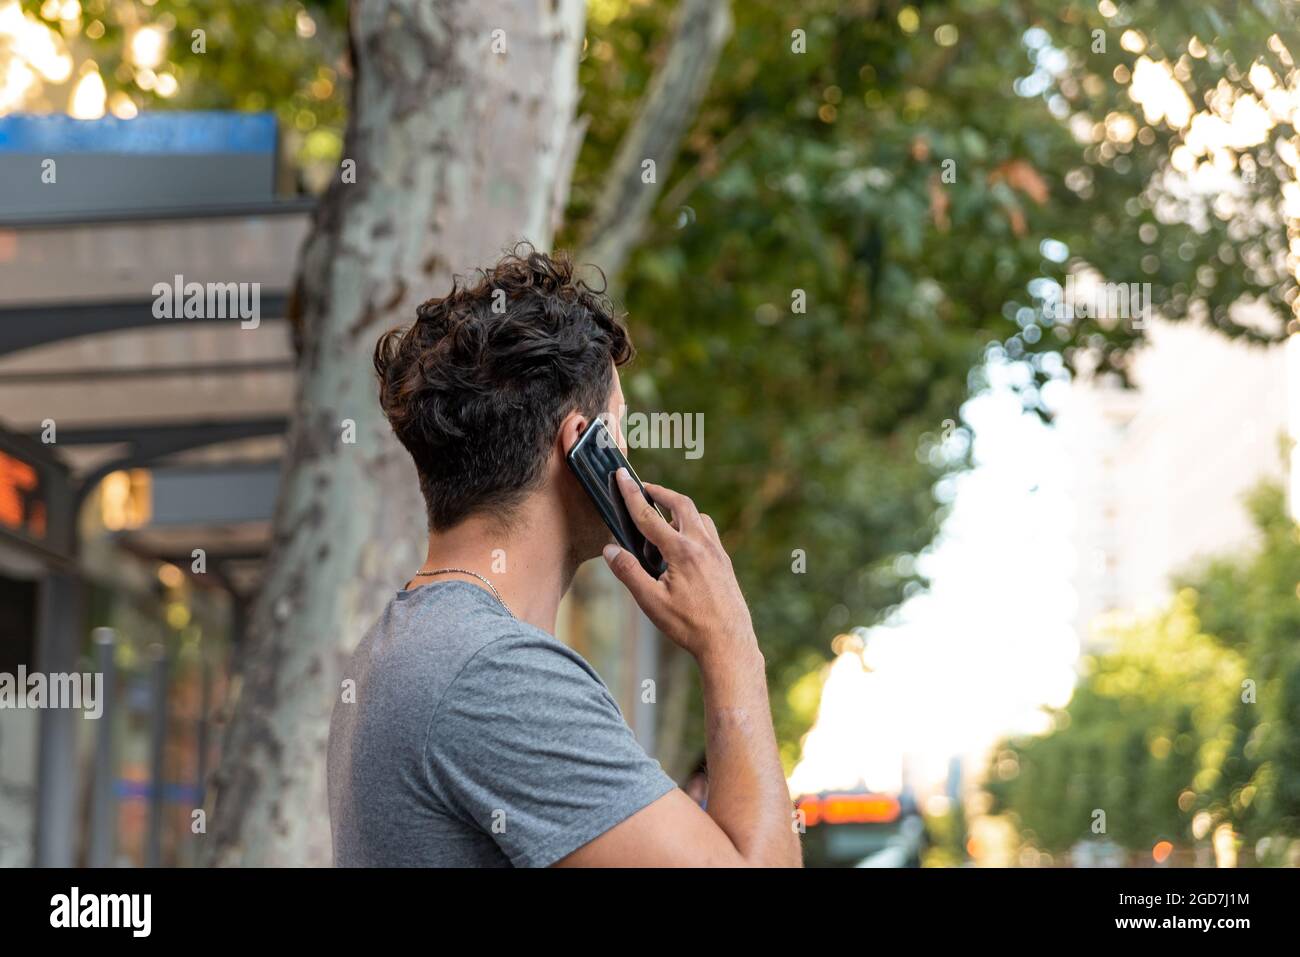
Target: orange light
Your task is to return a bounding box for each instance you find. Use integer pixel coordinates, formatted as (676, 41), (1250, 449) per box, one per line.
(795, 796), (822, 827)
(795, 793), (900, 826)
(99, 469), (151, 531)
(0, 451), (40, 535)
(1152, 840), (1174, 863)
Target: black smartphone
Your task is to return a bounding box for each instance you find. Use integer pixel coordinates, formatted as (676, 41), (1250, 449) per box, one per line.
(566, 418), (668, 579)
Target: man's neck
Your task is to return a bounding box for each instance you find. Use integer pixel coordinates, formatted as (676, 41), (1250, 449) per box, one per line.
(412, 505), (577, 634)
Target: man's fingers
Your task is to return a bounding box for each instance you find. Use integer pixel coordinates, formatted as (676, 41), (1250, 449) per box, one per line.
(615, 469), (680, 550)
(701, 513), (721, 546)
(640, 480), (704, 536)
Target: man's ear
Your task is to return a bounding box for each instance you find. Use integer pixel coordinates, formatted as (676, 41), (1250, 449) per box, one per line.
(556, 409), (590, 458)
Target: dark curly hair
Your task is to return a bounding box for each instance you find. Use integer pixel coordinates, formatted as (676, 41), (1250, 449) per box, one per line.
(374, 243), (634, 531)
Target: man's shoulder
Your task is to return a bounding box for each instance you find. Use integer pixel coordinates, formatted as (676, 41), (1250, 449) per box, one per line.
(429, 615), (621, 737)
(446, 620), (606, 700)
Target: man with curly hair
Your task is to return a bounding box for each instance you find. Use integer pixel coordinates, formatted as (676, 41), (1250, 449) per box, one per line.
(326, 244), (801, 868)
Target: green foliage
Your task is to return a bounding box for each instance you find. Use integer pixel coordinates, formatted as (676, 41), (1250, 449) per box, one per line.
(986, 591), (1245, 857)
(990, 483), (1300, 862)
(565, 0), (1299, 752)
(1179, 484), (1300, 848)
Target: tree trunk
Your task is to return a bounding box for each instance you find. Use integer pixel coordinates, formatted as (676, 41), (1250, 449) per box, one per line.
(205, 0), (586, 867)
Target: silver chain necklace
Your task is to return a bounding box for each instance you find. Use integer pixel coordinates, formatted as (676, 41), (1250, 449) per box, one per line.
(412, 567), (514, 618)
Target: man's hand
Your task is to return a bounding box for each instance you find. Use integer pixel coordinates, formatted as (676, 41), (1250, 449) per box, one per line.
(577, 467), (801, 868)
(602, 468), (759, 668)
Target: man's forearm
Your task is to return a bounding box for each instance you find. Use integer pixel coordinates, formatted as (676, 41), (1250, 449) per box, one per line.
(698, 646), (803, 867)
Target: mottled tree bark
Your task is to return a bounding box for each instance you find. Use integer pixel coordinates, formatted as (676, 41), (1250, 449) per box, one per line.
(205, 0), (586, 867)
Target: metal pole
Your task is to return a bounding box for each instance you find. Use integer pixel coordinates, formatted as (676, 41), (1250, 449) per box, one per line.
(196, 653), (211, 811)
(145, 645), (168, 868)
(33, 571), (84, 867)
(633, 607), (660, 757)
(87, 627), (117, 867)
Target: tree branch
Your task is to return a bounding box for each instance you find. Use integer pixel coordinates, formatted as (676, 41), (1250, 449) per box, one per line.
(550, 113), (591, 242)
(580, 0), (732, 280)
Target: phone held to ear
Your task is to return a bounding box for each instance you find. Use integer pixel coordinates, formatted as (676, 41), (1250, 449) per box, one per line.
(566, 418), (668, 579)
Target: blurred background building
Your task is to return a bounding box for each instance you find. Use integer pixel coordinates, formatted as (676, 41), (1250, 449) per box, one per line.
(0, 111), (298, 866)
(1061, 311), (1293, 654)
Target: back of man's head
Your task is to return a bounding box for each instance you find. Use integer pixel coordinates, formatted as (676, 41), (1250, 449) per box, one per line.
(374, 242), (633, 532)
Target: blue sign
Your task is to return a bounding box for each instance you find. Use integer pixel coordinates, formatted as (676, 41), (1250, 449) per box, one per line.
(0, 111), (277, 154)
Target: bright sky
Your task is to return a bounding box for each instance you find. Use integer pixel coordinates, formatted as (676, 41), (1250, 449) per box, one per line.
(788, 361), (1081, 798)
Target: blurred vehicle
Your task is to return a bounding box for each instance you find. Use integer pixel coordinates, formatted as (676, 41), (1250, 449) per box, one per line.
(795, 789), (928, 868)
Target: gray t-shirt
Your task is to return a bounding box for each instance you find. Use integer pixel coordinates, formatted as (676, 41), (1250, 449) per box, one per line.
(327, 580), (677, 867)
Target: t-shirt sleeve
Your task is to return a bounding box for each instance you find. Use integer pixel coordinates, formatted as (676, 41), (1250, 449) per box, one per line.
(424, 631), (678, 868)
